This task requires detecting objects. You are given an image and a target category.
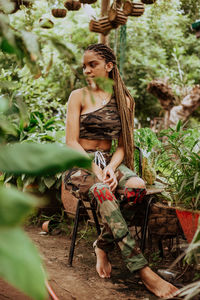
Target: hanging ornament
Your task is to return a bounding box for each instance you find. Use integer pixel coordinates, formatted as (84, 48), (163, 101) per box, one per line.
(52, 8), (67, 18)
(89, 20), (103, 34)
(123, 1), (145, 17)
(141, 0), (156, 4)
(116, 0), (122, 9)
(99, 16), (113, 35)
(89, 17), (113, 36)
(80, 0), (97, 4)
(39, 18), (54, 29)
(108, 2), (127, 28)
(6, 0), (31, 14)
(51, 0), (67, 18)
(64, 0), (81, 11)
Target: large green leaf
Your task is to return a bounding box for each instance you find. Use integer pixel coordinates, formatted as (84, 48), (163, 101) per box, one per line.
(0, 227), (47, 300)
(0, 143), (91, 175)
(0, 95), (8, 112)
(21, 31), (40, 61)
(0, 186), (38, 227)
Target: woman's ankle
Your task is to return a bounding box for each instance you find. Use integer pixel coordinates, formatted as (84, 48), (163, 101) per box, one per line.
(95, 246), (107, 257)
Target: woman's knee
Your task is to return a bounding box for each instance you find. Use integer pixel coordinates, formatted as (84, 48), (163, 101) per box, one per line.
(125, 177), (146, 189)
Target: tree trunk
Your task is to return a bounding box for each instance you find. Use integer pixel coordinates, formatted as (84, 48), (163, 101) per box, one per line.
(164, 110), (170, 129)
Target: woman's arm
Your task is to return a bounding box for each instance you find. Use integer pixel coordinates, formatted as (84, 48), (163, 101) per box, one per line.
(66, 90), (103, 181)
(66, 89), (87, 154)
(103, 135), (124, 191)
(107, 135), (124, 172)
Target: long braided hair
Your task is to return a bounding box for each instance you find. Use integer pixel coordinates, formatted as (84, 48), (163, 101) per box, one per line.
(86, 43), (135, 170)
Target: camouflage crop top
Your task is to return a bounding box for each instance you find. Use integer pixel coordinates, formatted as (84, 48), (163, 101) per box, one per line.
(79, 96), (121, 140)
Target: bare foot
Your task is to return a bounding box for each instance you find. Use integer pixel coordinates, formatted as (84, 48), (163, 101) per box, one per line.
(95, 247), (112, 279)
(139, 266), (179, 299)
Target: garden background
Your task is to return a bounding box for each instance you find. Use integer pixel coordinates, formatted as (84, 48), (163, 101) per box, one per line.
(0, 0), (200, 299)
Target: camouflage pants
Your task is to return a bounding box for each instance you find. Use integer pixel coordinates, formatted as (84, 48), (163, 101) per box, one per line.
(64, 151), (148, 272)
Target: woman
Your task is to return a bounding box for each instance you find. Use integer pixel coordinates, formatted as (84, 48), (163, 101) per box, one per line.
(64, 43), (178, 298)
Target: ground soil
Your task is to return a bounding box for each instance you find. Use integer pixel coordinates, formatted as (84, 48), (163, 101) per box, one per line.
(0, 221), (198, 300)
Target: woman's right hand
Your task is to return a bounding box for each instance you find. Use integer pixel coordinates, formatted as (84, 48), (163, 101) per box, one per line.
(92, 162), (104, 182)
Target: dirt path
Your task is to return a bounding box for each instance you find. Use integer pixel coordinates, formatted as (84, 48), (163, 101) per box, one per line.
(29, 226), (156, 300)
(0, 225), (158, 300)
(2, 223), (198, 300)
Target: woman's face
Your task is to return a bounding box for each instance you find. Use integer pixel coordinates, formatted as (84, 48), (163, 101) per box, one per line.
(83, 50), (112, 86)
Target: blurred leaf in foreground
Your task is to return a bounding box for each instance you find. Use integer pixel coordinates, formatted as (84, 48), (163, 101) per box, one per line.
(0, 143), (91, 175)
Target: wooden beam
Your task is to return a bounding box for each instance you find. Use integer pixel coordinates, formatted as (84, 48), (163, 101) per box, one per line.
(99, 0), (110, 44)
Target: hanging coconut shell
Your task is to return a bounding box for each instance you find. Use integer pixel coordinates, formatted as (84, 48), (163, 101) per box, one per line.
(89, 17), (113, 36)
(80, 0), (97, 4)
(89, 20), (103, 34)
(123, 1), (145, 17)
(141, 0), (156, 4)
(116, 0), (122, 9)
(39, 18), (54, 29)
(52, 8), (67, 18)
(108, 7), (127, 28)
(7, 0), (31, 14)
(64, 0), (81, 11)
(99, 16), (113, 35)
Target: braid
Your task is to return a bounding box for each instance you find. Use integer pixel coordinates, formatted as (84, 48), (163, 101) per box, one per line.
(85, 43), (135, 170)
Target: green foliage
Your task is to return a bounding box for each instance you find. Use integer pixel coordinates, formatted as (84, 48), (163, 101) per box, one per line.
(0, 2), (199, 298)
(157, 122), (200, 210)
(0, 143), (91, 175)
(0, 139), (91, 300)
(0, 124), (91, 300)
(134, 127), (161, 153)
(0, 184), (47, 300)
(113, 0), (200, 125)
(0, 186), (39, 227)
(1, 0), (200, 127)
(180, 0), (200, 20)
(0, 7), (92, 297)
(94, 77), (114, 94)
(0, 227), (47, 300)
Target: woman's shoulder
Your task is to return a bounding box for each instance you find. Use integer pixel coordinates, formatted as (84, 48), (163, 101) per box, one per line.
(70, 88), (85, 98)
(68, 88), (86, 105)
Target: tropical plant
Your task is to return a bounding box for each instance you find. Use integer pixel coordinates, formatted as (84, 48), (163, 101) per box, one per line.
(157, 121), (200, 210)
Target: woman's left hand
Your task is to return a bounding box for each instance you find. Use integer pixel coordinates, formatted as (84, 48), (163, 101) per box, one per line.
(103, 166), (118, 192)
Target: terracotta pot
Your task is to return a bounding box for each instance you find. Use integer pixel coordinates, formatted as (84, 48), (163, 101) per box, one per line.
(176, 209), (200, 243)
(42, 220), (57, 233)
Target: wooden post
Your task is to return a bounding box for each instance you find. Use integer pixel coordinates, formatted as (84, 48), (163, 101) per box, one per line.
(99, 0), (110, 44)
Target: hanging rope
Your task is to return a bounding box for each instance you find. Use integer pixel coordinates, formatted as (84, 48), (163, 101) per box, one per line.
(119, 24), (127, 77)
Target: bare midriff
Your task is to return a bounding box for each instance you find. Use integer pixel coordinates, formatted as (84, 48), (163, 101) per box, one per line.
(79, 138), (111, 151)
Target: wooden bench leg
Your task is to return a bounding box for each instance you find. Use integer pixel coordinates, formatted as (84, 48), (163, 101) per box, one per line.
(68, 199), (81, 266)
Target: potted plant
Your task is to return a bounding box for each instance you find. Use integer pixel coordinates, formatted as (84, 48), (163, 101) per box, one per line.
(157, 122), (200, 242)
